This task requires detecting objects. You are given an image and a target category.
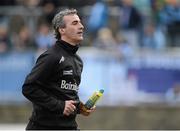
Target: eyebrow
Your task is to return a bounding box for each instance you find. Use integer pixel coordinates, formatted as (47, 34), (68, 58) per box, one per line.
(72, 20), (81, 24)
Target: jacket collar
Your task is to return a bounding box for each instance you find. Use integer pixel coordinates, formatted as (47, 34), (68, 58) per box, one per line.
(56, 40), (79, 54)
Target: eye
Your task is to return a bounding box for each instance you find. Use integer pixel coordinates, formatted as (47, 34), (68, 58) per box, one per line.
(72, 21), (78, 25)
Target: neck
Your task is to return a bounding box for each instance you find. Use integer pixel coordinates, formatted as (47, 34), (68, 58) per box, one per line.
(61, 37), (79, 46)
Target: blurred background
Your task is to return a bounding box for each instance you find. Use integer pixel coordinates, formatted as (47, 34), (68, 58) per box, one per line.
(0, 0), (180, 130)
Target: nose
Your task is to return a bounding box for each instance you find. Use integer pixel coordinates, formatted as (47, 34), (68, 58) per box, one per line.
(79, 23), (84, 30)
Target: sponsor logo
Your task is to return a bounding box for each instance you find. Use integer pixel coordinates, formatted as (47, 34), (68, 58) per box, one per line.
(59, 56), (65, 64)
(63, 70), (73, 75)
(60, 80), (78, 92)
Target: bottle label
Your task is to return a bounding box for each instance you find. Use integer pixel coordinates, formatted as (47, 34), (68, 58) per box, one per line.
(85, 92), (101, 109)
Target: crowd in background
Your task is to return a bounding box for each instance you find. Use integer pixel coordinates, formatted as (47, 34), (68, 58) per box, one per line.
(0, 0), (180, 56)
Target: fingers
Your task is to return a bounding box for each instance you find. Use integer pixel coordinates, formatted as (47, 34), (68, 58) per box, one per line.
(63, 100), (77, 116)
(63, 100), (96, 116)
(80, 105), (96, 116)
(86, 106), (96, 113)
(90, 105), (96, 111)
(82, 111), (90, 116)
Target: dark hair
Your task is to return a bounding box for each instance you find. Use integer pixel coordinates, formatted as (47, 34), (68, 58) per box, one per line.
(52, 8), (77, 40)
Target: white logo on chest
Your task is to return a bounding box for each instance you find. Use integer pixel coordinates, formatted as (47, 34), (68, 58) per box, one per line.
(59, 56), (65, 64)
(60, 80), (78, 91)
(63, 70), (73, 75)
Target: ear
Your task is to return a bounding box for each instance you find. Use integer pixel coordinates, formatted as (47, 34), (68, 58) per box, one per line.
(59, 28), (65, 34)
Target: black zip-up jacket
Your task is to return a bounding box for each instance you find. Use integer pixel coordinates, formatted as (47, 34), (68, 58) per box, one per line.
(22, 40), (83, 128)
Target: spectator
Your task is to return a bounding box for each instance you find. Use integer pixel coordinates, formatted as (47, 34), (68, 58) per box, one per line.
(8, 15), (25, 34)
(115, 32), (133, 60)
(39, 0), (59, 25)
(16, 0), (40, 7)
(133, 0), (151, 17)
(159, 0), (180, 47)
(0, 0), (16, 5)
(87, 0), (109, 42)
(93, 27), (117, 51)
(150, 0), (166, 24)
(12, 25), (35, 51)
(142, 22), (166, 50)
(35, 22), (55, 52)
(118, 0), (142, 49)
(119, 0), (142, 30)
(0, 26), (11, 53)
(165, 83), (180, 104)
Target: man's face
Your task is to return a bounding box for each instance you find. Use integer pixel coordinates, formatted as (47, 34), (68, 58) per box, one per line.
(60, 14), (84, 45)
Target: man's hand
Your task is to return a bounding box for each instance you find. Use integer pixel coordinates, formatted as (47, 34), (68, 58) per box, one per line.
(63, 100), (77, 116)
(79, 102), (96, 116)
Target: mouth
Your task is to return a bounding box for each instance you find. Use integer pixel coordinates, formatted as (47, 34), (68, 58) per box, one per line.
(77, 31), (83, 35)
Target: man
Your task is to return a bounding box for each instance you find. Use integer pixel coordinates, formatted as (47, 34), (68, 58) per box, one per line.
(22, 8), (95, 130)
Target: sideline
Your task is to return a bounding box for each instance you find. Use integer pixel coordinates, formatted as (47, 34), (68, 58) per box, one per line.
(0, 123), (26, 130)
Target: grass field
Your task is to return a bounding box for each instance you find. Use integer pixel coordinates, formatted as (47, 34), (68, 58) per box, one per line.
(1, 105), (180, 129)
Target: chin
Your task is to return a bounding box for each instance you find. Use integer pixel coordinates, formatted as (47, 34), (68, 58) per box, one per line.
(77, 38), (83, 42)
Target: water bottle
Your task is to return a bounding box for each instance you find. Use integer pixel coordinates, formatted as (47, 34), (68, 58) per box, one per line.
(84, 89), (104, 109)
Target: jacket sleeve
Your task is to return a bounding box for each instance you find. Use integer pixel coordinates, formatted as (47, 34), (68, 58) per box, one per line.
(22, 52), (65, 114)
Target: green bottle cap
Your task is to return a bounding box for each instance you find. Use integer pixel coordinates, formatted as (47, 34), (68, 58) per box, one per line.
(99, 89), (104, 93)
